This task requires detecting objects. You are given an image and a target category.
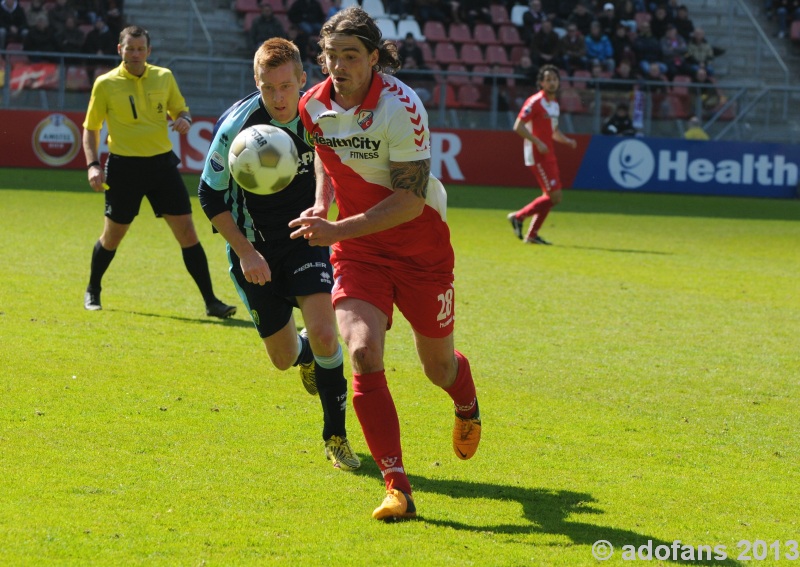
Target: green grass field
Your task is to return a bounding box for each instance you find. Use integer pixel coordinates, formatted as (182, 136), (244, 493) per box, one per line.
(1, 168), (798, 566)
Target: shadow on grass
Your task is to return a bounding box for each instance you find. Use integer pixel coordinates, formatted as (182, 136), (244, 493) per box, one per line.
(560, 245), (674, 255)
(108, 309), (253, 328)
(352, 456), (740, 566)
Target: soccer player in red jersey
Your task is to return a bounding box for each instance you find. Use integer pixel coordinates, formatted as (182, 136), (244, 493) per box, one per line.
(288, 6), (481, 521)
(508, 64), (577, 245)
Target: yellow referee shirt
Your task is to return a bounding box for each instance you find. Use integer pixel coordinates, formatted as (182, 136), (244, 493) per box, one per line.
(83, 62), (189, 157)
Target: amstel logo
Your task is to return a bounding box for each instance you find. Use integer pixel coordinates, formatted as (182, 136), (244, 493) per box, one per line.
(32, 114), (81, 166)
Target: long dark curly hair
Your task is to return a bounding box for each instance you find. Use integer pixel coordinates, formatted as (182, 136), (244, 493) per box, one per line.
(317, 6), (401, 74)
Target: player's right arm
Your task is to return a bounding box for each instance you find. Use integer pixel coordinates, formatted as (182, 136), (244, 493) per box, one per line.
(513, 115), (548, 154)
(208, 210), (272, 285)
(82, 128), (105, 192)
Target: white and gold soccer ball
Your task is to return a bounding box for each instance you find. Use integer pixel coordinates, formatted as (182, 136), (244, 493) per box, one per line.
(228, 124), (299, 195)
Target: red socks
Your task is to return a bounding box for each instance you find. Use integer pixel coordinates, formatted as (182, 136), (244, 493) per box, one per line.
(352, 371), (411, 494)
(519, 194), (553, 239)
(445, 350), (477, 418)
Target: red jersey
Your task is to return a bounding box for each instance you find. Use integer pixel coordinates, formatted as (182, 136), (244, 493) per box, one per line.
(517, 90), (560, 165)
(299, 72), (452, 266)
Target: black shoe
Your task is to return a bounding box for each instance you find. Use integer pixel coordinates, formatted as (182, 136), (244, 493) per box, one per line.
(507, 213), (523, 240)
(525, 235), (552, 245)
(206, 299), (236, 319)
(84, 289), (102, 311)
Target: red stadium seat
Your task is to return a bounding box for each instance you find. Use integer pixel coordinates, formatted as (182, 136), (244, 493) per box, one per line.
(509, 45), (529, 65)
(431, 83), (460, 108)
(559, 88), (586, 113)
(459, 43), (485, 66)
(235, 0), (260, 13)
(418, 41), (434, 65)
(484, 44), (509, 65)
(471, 64), (491, 84)
(498, 24), (524, 47)
(457, 83), (488, 109)
(473, 23), (500, 46)
(422, 21), (447, 44)
(446, 64), (471, 84)
(490, 3), (510, 25)
(449, 22), (474, 44)
(571, 70), (591, 89)
(65, 65), (91, 91)
(433, 42), (460, 65)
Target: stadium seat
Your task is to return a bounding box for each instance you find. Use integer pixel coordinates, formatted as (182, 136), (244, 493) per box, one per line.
(457, 83), (488, 109)
(431, 83), (459, 108)
(471, 64), (491, 84)
(792, 20), (800, 42)
(234, 0), (259, 13)
(433, 42), (460, 65)
(362, 0), (386, 18)
(498, 24), (524, 47)
(571, 69), (591, 89)
(65, 65), (91, 91)
(446, 63), (471, 84)
(484, 44), (509, 65)
(375, 17), (399, 40)
(509, 45), (529, 65)
(422, 21), (447, 44)
(5, 43), (28, 64)
(473, 23), (500, 45)
(490, 3), (510, 25)
(449, 22), (474, 44)
(510, 4), (529, 27)
(559, 88), (586, 113)
(244, 11), (258, 31)
(459, 43), (485, 66)
(397, 18), (424, 41)
(671, 74), (691, 96)
(417, 41), (434, 65)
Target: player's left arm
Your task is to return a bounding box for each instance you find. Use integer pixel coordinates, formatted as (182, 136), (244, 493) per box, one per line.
(553, 128), (577, 149)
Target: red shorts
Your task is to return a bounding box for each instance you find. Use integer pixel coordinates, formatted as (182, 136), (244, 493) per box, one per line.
(529, 160), (563, 194)
(332, 256), (456, 338)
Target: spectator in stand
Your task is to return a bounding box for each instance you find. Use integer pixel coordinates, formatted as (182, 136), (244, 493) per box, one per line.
(57, 14), (85, 60)
(104, 2), (125, 35)
(684, 115), (709, 140)
(288, 0), (325, 36)
(644, 59), (669, 114)
(286, 23), (309, 61)
(609, 59), (636, 93)
(585, 19), (615, 72)
(328, 0), (342, 18)
(633, 19), (666, 75)
(1, 0), (29, 48)
(616, 0), (638, 32)
(598, 2), (619, 37)
(24, 13), (60, 61)
(555, 0), (580, 24)
(673, 4), (693, 41)
(602, 101), (636, 135)
(397, 32), (424, 66)
(25, 0), (46, 27)
(398, 55), (432, 103)
(691, 66), (720, 113)
(559, 23), (587, 74)
(530, 17), (561, 68)
(528, 0), (548, 29)
(459, 0), (492, 27)
(659, 23), (687, 78)
(611, 21), (635, 67)
(513, 51), (538, 86)
(649, 4), (672, 38)
(49, 0), (78, 36)
(250, 2), (286, 51)
(567, 2), (594, 36)
(773, 0), (800, 38)
(685, 27), (714, 76)
(82, 16), (116, 55)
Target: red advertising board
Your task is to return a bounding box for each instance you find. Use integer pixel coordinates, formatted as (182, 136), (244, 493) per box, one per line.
(0, 109), (588, 189)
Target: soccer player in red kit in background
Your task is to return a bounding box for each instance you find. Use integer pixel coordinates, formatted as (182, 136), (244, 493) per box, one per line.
(508, 64), (577, 245)
(288, 6), (481, 521)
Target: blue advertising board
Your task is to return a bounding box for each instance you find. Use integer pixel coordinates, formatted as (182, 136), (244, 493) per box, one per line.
(574, 137), (799, 198)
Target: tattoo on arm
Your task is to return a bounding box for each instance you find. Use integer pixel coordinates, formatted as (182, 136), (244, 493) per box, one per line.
(389, 159), (430, 199)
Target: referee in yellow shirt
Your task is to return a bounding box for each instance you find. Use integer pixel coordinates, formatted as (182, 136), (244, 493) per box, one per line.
(82, 25), (235, 318)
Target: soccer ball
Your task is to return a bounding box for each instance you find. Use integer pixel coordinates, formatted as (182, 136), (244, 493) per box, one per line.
(228, 124), (299, 195)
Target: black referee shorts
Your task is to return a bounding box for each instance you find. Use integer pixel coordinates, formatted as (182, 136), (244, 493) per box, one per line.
(103, 151), (192, 225)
